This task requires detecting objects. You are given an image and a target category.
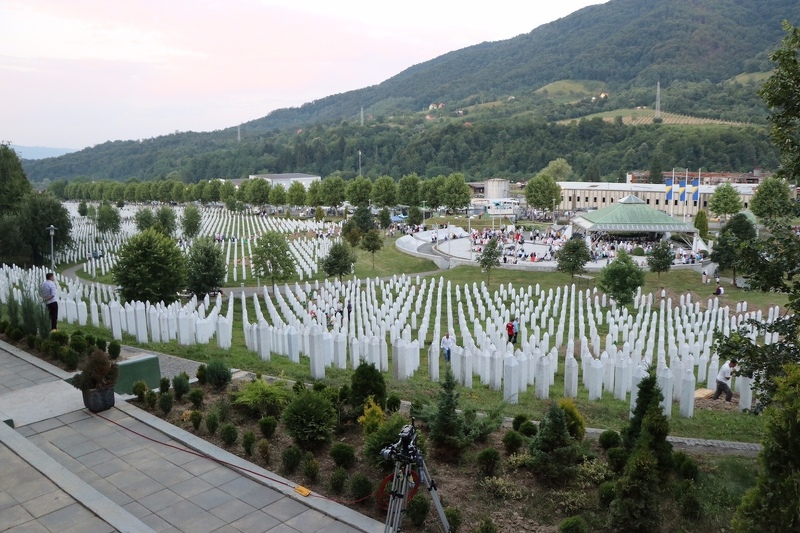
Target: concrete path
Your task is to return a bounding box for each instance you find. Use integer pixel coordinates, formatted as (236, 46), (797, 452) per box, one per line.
(0, 339), (383, 533)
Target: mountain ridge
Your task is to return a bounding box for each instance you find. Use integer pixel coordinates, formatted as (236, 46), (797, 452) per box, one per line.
(22, 0), (800, 183)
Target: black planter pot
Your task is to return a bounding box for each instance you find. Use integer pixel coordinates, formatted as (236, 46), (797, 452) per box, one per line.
(82, 388), (115, 413)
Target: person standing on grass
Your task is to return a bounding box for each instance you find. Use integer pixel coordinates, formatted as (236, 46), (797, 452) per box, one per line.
(39, 272), (59, 331)
(506, 320), (515, 343)
(512, 317), (520, 344)
(713, 359), (738, 402)
(440, 332), (455, 363)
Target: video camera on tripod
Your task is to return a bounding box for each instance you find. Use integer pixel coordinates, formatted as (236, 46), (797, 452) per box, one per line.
(380, 422), (418, 463)
(379, 418), (450, 532)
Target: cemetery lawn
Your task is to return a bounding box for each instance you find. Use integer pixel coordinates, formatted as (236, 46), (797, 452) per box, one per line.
(47, 265), (775, 444)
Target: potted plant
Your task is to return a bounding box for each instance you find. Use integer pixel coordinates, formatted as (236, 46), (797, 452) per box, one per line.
(71, 348), (119, 412)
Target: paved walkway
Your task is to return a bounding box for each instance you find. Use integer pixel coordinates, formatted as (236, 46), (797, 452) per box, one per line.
(0, 340), (383, 533)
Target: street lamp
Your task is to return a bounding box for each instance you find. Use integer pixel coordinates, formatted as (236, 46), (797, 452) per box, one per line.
(46, 225), (56, 271)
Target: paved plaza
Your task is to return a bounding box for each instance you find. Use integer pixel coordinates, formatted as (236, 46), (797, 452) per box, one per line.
(0, 340), (383, 533)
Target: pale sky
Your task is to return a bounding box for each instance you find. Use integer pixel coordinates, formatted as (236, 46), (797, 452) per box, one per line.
(1, 0), (603, 149)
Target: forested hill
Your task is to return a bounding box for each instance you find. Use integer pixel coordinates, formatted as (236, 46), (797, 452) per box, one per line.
(245, 0), (800, 129)
(23, 0), (800, 184)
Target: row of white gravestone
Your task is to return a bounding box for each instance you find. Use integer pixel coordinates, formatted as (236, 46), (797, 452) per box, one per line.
(13, 245), (771, 417)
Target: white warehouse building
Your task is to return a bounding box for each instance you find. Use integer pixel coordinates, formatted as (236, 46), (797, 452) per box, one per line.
(248, 173), (321, 190)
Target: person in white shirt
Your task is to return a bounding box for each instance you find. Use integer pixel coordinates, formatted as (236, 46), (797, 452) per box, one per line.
(39, 272), (59, 331)
(713, 359), (738, 402)
(440, 332), (456, 363)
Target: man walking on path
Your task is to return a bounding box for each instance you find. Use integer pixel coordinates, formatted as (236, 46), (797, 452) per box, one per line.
(40, 272), (59, 331)
(440, 332), (455, 363)
(713, 359), (737, 402)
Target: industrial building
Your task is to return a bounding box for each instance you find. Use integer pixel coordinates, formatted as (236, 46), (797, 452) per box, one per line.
(247, 173), (321, 190)
(556, 181), (756, 217)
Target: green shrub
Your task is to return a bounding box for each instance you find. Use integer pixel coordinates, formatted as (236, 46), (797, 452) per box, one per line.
(519, 420), (538, 438)
(476, 448), (502, 477)
(476, 517), (498, 533)
(62, 348), (82, 371)
(357, 396), (385, 435)
(233, 379), (292, 418)
(292, 380), (306, 395)
(386, 393), (401, 412)
(188, 388), (204, 409)
(558, 399), (585, 441)
(131, 380), (148, 402)
(19, 292), (39, 337)
(559, 516), (588, 533)
(445, 507), (462, 533)
(673, 451), (699, 481)
(312, 382), (327, 392)
(678, 480), (702, 520)
(206, 360), (231, 390)
(242, 431), (256, 456)
(258, 416), (277, 438)
(329, 443), (356, 469)
(8, 327), (24, 342)
(598, 430), (622, 450)
(463, 407), (503, 444)
(196, 364), (207, 385)
(608, 448), (662, 532)
(213, 398), (232, 423)
(502, 430), (525, 454)
(348, 473), (373, 503)
(0, 319), (8, 334)
(190, 410), (203, 431)
(145, 390), (158, 410)
(282, 445), (303, 474)
(282, 390), (336, 450)
(606, 447), (628, 474)
(220, 423), (238, 447)
(528, 405), (581, 486)
(41, 340), (59, 358)
(158, 392), (173, 415)
(598, 481), (616, 507)
(159, 376), (171, 394)
(350, 361), (386, 409)
(107, 340), (121, 360)
(330, 467), (348, 494)
(257, 439), (270, 464)
(25, 334), (36, 349)
(205, 412), (219, 435)
(303, 457), (320, 483)
(95, 338), (107, 352)
(80, 332), (92, 345)
(631, 246), (645, 256)
(406, 493), (430, 526)
(50, 330), (69, 346)
(512, 414), (528, 431)
(171, 373), (190, 401)
(6, 292), (21, 328)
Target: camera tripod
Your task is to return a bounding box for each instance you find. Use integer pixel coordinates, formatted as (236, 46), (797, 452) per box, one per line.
(380, 420), (450, 533)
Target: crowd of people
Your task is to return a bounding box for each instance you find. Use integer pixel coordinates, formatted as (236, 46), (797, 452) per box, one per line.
(469, 226), (569, 263)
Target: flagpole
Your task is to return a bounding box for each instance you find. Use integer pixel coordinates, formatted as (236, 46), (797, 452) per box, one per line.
(684, 167), (688, 221)
(671, 168), (675, 216)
